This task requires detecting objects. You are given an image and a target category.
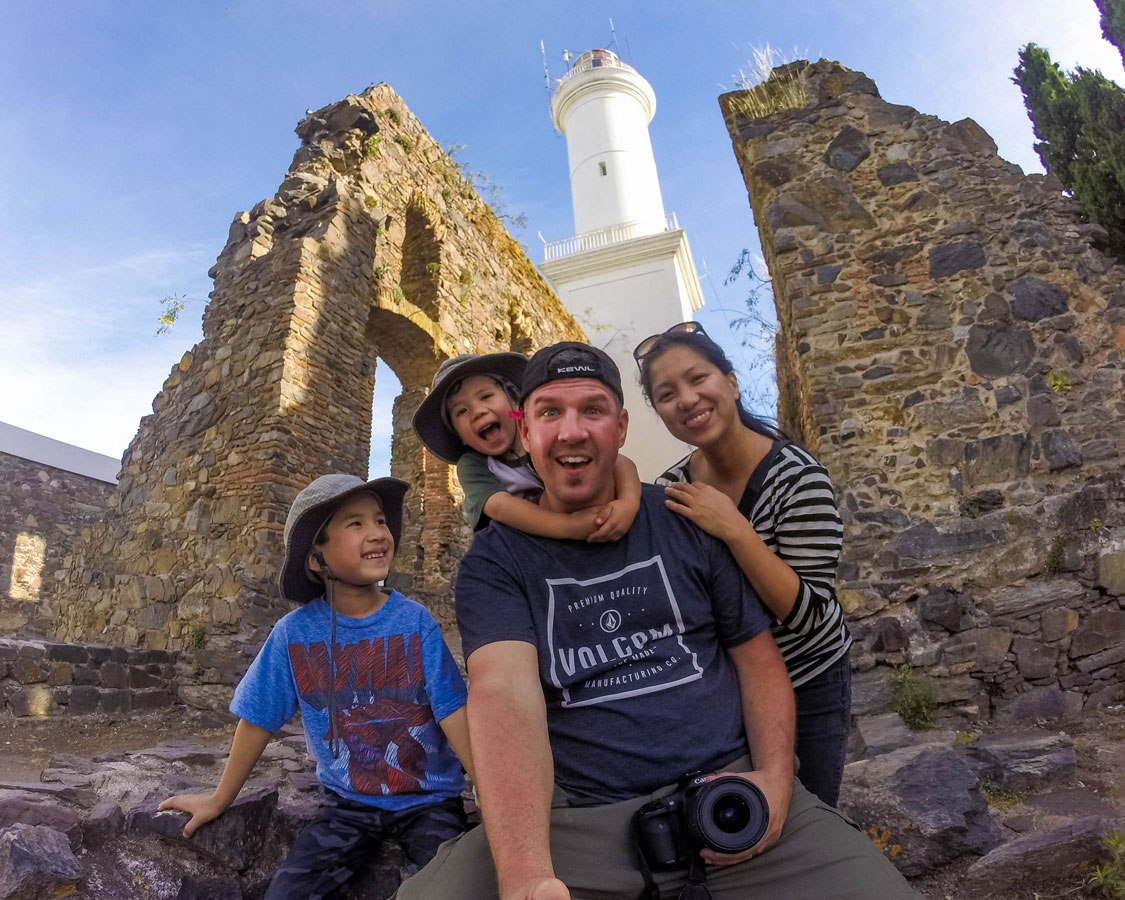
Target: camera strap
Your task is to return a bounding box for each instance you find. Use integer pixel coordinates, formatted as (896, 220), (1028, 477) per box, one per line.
(629, 821), (713, 900)
(678, 855), (714, 900)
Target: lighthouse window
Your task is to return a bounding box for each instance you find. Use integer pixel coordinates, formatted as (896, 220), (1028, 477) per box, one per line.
(598, 161), (607, 176)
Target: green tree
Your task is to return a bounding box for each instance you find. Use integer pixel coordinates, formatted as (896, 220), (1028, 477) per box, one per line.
(1096, 0), (1125, 68)
(1014, 42), (1125, 255)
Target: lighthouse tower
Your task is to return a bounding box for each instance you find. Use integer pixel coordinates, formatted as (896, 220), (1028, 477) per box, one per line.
(539, 49), (703, 479)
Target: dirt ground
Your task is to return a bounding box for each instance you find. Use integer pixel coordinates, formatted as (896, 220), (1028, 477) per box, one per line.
(0, 706), (233, 784)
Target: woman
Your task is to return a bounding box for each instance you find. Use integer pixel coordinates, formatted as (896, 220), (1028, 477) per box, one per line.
(635, 321), (853, 807)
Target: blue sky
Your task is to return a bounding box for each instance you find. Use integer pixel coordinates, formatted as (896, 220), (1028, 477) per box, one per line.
(2, 1), (1118, 476)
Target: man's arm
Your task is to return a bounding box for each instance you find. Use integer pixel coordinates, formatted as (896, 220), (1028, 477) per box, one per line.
(158, 719), (273, 837)
(466, 640), (570, 900)
(700, 630), (795, 865)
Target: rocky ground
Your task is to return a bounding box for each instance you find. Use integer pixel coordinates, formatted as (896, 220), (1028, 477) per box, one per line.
(1, 706), (1124, 899)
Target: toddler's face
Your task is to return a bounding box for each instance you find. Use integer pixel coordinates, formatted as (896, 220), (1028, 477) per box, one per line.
(446, 374), (518, 457)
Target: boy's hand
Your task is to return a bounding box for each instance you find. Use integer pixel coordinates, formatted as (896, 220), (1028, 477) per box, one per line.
(157, 793), (228, 838)
(586, 500), (631, 542)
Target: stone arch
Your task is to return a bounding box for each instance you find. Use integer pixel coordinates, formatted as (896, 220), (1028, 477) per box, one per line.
(52, 85), (584, 692)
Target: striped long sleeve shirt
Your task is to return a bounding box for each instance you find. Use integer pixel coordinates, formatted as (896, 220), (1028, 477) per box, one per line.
(657, 441), (852, 687)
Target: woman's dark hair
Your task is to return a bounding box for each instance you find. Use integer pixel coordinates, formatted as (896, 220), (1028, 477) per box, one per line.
(637, 330), (787, 442)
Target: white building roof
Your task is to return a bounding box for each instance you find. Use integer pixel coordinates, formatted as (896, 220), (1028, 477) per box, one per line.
(0, 421), (120, 484)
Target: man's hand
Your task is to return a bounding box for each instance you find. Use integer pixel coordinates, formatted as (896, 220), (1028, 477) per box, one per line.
(157, 792), (228, 838)
(586, 499), (631, 542)
(503, 876), (571, 900)
(697, 767), (792, 866)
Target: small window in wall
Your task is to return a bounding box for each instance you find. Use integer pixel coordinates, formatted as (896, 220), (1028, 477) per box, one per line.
(598, 161), (607, 176)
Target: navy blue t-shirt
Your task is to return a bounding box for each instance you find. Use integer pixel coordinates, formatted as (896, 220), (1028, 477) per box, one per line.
(455, 485), (771, 804)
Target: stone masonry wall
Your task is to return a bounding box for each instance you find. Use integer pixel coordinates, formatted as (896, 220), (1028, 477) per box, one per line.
(0, 638), (176, 718)
(51, 84), (582, 705)
(0, 452), (114, 637)
(721, 60), (1125, 721)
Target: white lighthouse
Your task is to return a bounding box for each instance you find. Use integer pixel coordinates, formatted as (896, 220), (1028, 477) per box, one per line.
(539, 49), (704, 480)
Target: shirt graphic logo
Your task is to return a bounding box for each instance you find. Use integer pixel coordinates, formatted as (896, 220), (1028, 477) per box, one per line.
(546, 556), (703, 707)
(288, 633), (442, 795)
(599, 609), (622, 633)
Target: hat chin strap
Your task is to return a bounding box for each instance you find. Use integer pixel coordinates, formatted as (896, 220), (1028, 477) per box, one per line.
(315, 553), (343, 759)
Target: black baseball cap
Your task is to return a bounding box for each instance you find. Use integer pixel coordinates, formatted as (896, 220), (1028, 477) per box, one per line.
(519, 342), (623, 406)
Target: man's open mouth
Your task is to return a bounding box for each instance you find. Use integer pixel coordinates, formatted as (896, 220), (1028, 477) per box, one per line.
(557, 455), (591, 469)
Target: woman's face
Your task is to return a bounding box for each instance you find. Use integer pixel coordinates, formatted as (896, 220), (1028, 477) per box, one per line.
(646, 343), (741, 448)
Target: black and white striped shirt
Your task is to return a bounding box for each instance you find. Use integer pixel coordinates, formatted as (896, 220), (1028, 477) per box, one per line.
(657, 442), (852, 688)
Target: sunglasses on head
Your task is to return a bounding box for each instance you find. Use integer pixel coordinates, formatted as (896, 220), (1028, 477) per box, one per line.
(632, 321), (709, 364)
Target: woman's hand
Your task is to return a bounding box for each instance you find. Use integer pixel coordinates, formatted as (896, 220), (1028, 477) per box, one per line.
(663, 482), (744, 543)
(697, 768), (791, 866)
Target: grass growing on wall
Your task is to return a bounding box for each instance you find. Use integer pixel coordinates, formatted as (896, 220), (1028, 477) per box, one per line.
(728, 44), (810, 121)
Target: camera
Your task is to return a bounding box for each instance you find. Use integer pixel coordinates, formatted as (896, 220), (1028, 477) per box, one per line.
(633, 775), (769, 870)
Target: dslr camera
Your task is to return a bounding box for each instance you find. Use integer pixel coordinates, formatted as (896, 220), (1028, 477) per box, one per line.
(633, 775), (769, 870)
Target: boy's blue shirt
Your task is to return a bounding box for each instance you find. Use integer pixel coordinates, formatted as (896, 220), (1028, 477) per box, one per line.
(231, 589), (467, 810)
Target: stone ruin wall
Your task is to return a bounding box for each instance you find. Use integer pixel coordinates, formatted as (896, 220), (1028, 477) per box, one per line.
(0, 452), (113, 637)
(721, 60), (1125, 723)
(46, 84), (582, 711)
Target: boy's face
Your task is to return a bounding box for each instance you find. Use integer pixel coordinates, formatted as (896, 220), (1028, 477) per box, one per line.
(445, 374), (517, 457)
(309, 492), (393, 588)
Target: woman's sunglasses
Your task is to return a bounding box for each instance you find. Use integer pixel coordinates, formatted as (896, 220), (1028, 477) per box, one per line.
(632, 321), (709, 364)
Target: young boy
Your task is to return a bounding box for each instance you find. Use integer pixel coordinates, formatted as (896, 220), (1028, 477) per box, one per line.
(160, 474), (473, 899)
(411, 352), (641, 538)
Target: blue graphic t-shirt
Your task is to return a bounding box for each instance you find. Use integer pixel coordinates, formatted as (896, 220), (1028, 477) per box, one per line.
(456, 485), (772, 804)
(231, 590), (467, 810)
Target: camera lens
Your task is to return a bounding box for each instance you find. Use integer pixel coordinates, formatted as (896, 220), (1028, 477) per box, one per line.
(713, 795), (751, 834)
(684, 776), (769, 854)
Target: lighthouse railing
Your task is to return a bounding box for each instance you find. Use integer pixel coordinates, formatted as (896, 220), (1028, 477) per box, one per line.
(543, 211), (680, 261)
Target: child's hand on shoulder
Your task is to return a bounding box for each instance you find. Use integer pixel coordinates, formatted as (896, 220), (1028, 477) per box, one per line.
(587, 499), (632, 543)
(157, 792), (228, 838)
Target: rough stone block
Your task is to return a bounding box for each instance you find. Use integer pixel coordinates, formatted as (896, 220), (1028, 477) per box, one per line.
(83, 801), (124, 850)
(1012, 637), (1057, 680)
(929, 240), (985, 279)
(67, 684), (101, 715)
(1040, 607), (1079, 642)
(1098, 550), (1125, 595)
(1069, 608), (1125, 658)
(0, 824), (80, 898)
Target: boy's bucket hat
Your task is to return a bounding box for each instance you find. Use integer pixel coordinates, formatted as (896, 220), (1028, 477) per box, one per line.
(520, 342), (623, 406)
(279, 474), (408, 604)
(412, 352), (529, 464)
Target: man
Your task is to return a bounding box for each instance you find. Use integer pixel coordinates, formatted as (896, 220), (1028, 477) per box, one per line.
(398, 342), (917, 900)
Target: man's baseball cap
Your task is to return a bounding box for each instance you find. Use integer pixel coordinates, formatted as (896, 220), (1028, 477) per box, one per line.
(412, 353), (529, 464)
(279, 474), (408, 604)
(519, 342), (623, 406)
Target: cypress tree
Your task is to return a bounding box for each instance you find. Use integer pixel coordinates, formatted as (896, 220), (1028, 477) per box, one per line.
(1014, 42), (1125, 255)
(1095, 0), (1125, 69)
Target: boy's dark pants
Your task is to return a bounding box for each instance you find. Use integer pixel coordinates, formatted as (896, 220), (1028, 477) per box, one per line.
(264, 791), (467, 900)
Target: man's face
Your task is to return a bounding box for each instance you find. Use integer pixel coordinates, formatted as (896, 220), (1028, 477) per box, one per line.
(518, 378), (628, 514)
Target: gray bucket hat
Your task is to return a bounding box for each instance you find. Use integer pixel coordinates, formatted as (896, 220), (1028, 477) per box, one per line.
(411, 352), (528, 464)
(279, 474), (408, 604)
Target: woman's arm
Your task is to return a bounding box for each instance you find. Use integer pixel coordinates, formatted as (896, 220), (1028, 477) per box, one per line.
(665, 465), (842, 630)
(663, 481), (801, 620)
